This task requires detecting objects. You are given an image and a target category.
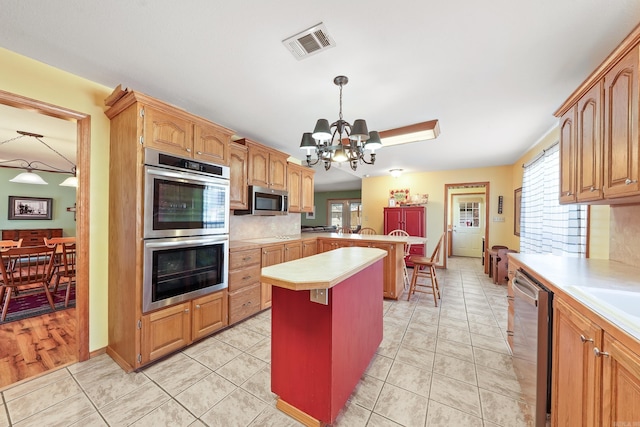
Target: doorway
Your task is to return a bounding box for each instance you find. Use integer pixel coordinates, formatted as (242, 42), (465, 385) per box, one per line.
(328, 198), (362, 231)
(443, 182), (489, 269)
(0, 90), (90, 376)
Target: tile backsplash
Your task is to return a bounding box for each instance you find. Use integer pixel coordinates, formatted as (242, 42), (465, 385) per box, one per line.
(229, 213), (301, 240)
(610, 204), (640, 265)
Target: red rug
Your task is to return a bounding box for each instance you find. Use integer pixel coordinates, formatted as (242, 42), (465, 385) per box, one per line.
(1, 285), (76, 323)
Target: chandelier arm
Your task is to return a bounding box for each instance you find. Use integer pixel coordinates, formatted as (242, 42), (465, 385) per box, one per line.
(0, 134), (26, 146)
(35, 136), (76, 169)
(0, 158), (74, 173)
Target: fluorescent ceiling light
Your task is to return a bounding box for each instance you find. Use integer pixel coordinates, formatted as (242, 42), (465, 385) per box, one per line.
(10, 170), (48, 185)
(379, 120), (440, 147)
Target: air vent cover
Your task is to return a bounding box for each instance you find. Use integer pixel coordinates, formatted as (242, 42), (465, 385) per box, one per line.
(282, 23), (336, 60)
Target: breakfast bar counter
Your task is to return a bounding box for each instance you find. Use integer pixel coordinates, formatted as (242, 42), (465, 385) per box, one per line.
(261, 247), (387, 426)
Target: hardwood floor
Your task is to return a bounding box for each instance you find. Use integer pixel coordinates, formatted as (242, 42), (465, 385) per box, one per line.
(0, 308), (77, 389)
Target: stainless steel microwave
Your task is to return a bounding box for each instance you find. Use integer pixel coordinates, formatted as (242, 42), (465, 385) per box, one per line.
(234, 185), (288, 216)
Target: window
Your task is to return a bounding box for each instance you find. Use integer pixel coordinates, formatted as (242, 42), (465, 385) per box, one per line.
(520, 143), (587, 256)
(328, 199), (362, 230)
(458, 201), (480, 228)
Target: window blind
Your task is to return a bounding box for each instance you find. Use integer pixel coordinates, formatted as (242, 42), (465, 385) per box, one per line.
(520, 143), (587, 257)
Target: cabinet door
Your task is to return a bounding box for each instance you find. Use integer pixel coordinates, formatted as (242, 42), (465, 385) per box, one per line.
(229, 283), (261, 324)
(383, 208), (404, 234)
(284, 241), (302, 262)
(261, 245), (284, 309)
(248, 144), (270, 187)
(193, 121), (230, 166)
(229, 143), (248, 210)
(552, 298), (602, 427)
(355, 241), (399, 299)
(141, 302), (191, 364)
(577, 82), (604, 202)
(601, 332), (640, 426)
(287, 164), (302, 213)
(301, 167), (315, 213)
(559, 106), (577, 203)
(603, 46), (640, 199)
(192, 291), (228, 341)
(403, 207), (425, 237)
(143, 106), (192, 157)
(302, 239), (317, 257)
(269, 152), (288, 191)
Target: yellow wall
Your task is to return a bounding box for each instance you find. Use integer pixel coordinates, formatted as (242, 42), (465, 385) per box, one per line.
(1, 47), (112, 351)
(362, 165), (514, 255)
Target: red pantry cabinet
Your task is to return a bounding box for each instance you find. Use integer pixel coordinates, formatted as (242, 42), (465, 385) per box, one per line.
(383, 206), (427, 264)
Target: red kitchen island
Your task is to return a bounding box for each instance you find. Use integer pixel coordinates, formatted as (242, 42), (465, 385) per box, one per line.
(260, 247), (387, 426)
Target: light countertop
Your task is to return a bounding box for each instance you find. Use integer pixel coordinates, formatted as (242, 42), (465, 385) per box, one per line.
(230, 233), (426, 251)
(510, 253), (640, 342)
(261, 247), (387, 291)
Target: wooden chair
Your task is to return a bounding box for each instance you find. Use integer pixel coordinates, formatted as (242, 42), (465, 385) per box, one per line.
(388, 229), (411, 288)
(50, 242), (76, 307)
(407, 232), (445, 306)
(358, 227), (377, 235)
(337, 226), (353, 234)
(0, 245), (57, 321)
(0, 239), (23, 249)
(44, 237), (76, 291)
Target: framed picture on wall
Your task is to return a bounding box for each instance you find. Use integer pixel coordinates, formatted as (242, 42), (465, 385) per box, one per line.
(514, 188), (522, 236)
(8, 196), (53, 220)
(306, 205), (316, 220)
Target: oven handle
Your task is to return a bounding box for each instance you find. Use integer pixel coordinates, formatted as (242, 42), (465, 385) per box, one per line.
(144, 236), (229, 249)
(145, 165), (230, 187)
(513, 276), (539, 307)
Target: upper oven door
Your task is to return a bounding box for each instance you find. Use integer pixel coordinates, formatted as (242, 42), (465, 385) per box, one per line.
(144, 165), (230, 239)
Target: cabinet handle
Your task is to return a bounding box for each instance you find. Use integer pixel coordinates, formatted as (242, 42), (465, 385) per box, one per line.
(506, 330), (514, 336)
(184, 308), (190, 314)
(242, 275), (252, 280)
(566, 192), (573, 196)
(625, 178), (638, 185)
(197, 151), (202, 155)
(195, 304), (201, 309)
(580, 334), (593, 344)
(242, 257), (252, 261)
(593, 347), (609, 357)
(589, 186), (598, 192)
(186, 148), (191, 153)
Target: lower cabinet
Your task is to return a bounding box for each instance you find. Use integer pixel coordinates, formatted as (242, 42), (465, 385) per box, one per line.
(229, 283), (261, 324)
(141, 291), (227, 365)
(284, 241), (302, 262)
(302, 238), (317, 257)
(552, 296), (640, 427)
(261, 244), (284, 309)
(228, 248), (262, 325)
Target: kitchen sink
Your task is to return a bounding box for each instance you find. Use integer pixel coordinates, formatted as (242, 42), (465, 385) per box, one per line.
(567, 286), (640, 337)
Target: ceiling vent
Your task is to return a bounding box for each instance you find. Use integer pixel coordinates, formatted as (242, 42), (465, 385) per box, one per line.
(282, 23), (336, 60)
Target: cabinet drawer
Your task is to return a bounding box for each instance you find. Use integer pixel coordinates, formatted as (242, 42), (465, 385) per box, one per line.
(229, 264), (261, 292)
(229, 248), (261, 269)
(229, 284), (261, 324)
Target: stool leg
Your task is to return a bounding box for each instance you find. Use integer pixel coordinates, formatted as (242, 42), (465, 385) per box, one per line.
(407, 265), (419, 301)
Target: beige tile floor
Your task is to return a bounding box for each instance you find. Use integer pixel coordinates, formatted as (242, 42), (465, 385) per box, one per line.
(0, 257), (534, 426)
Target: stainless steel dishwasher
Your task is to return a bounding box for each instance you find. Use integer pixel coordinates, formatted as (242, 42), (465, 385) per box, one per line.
(511, 269), (553, 427)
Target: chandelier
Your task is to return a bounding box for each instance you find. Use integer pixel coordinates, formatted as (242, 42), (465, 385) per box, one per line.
(0, 130), (77, 186)
(300, 75), (382, 171)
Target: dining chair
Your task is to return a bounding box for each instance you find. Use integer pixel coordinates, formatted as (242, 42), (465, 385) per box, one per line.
(0, 239), (23, 249)
(0, 245), (57, 321)
(387, 229), (411, 288)
(407, 232), (446, 306)
(49, 242), (76, 307)
(44, 237), (76, 291)
(337, 226), (353, 234)
(358, 227), (377, 235)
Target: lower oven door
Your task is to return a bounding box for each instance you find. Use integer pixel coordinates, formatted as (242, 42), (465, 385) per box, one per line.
(143, 235), (229, 313)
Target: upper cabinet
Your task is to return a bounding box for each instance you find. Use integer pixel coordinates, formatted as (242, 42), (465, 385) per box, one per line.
(229, 142), (248, 210)
(555, 25), (640, 205)
(287, 162), (315, 213)
(237, 138), (288, 191)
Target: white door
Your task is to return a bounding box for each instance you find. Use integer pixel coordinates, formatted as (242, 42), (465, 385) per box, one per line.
(452, 195), (485, 257)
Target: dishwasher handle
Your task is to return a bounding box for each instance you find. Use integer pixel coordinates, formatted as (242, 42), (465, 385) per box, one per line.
(512, 275), (539, 307)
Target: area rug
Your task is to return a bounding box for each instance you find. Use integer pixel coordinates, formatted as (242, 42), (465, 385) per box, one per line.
(1, 285), (76, 323)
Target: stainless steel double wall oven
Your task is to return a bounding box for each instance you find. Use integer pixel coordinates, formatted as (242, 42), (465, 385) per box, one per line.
(142, 148), (230, 313)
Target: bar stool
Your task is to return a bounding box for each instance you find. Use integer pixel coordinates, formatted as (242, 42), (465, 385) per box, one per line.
(407, 232), (445, 306)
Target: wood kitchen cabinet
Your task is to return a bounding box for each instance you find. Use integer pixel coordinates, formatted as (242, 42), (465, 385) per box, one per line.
(302, 238), (317, 258)
(229, 142), (249, 210)
(239, 139), (288, 191)
(228, 248), (262, 325)
(556, 27), (640, 204)
(286, 163), (315, 213)
(140, 291), (228, 365)
(261, 243), (284, 309)
(552, 296), (640, 427)
(284, 241), (302, 262)
(317, 237), (404, 299)
(143, 104), (232, 166)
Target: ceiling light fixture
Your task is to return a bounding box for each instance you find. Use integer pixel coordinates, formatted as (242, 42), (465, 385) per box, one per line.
(389, 169), (403, 178)
(1, 130), (77, 187)
(378, 120), (440, 147)
(300, 75), (382, 171)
